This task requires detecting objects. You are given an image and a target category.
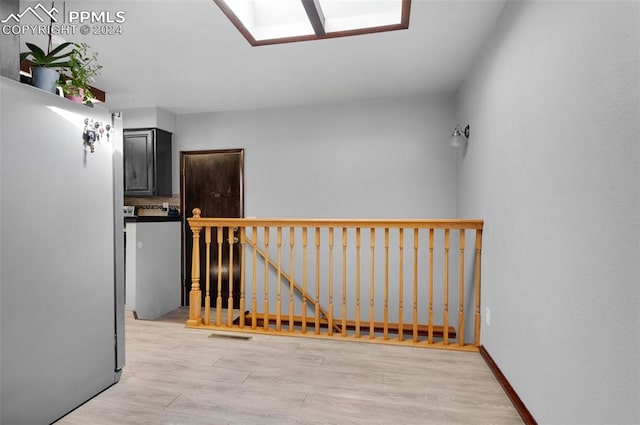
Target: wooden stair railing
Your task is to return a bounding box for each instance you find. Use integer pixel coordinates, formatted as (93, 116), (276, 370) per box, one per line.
(186, 210), (484, 352)
(243, 237), (342, 334)
(235, 239), (456, 338)
(237, 314), (456, 339)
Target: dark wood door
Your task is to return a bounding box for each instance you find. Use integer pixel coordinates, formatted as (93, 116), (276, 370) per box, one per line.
(181, 149), (244, 308)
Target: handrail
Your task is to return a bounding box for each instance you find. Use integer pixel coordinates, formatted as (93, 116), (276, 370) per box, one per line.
(186, 208), (484, 352)
(188, 217), (484, 230)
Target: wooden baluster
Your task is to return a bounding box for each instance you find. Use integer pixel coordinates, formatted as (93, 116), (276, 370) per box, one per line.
(474, 229), (483, 347)
(187, 208), (203, 326)
(204, 227), (212, 325)
(263, 227), (270, 331)
(227, 227), (235, 327)
(355, 228), (361, 338)
(443, 229), (450, 345)
(239, 227), (246, 329)
(384, 228), (389, 340)
(289, 227), (295, 332)
(412, 228), (419, 343)
(398, 228), (404, 342)
(369, 228), (375, 339)
(315, 227), (321, 335)
(276, 227), (282, 331)
(216, 226), (223, 326)
(342, 228), (347, 337)
(458, 229), (465, 346)
(302, 228), (308, 334)
(328, 227), (334, 336)
(428, 229), (434, 344)
(251, 226), (257, 330)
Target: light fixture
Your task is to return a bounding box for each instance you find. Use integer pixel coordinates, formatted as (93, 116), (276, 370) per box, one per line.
(451, 124), (470, 148)
(214, 0), (411, 46)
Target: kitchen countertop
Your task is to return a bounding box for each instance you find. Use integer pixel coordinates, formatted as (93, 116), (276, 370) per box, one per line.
(125, 216), (182, 223)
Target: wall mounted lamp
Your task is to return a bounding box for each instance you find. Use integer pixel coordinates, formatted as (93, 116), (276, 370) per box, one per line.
(451, 124), (470, 148)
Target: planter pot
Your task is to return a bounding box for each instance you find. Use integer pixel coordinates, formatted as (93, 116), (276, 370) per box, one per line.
(68, 88), (84, 103)
(31, 67), (60, 93)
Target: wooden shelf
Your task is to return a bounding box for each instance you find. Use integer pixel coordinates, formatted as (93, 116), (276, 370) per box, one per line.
(20, 59), (106, 103)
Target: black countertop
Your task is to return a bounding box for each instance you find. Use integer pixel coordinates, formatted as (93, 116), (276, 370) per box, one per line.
(125, 216), (182, 223)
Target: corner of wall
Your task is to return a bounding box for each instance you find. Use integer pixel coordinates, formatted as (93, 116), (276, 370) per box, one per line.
(121, 107), (176, 133)
(156, 107), (176, 134)
(0, 0), (20, 81)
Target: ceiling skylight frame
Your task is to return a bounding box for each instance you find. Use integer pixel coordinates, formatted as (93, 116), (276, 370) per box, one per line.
(214, 0), (411, 46)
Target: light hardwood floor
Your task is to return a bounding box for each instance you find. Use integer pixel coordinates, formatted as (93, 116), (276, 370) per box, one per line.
(55, 310), (523, 425)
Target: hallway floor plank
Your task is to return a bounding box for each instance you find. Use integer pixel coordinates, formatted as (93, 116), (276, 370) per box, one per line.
(55, 311), (523, 425)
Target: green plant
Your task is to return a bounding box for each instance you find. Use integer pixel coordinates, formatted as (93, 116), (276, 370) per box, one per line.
(61, 43), (103, 103)
(20, 42), (74, 68)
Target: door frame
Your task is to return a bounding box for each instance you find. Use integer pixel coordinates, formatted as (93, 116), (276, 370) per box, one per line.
(180, 148), (245, 305)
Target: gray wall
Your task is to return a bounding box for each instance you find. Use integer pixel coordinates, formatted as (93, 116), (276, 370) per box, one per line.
(455, 2), (639, 424)
(122, 107), (177, 134)
(174, 95), (457, 219)
(0, 0), (19, 80)
(174, 95), (467, 333)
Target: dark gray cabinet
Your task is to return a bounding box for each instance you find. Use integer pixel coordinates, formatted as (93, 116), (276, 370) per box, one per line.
(124, 128), (172, 197)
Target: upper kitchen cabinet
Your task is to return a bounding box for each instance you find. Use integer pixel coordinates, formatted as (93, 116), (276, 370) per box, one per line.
(124, 128), (172, 197)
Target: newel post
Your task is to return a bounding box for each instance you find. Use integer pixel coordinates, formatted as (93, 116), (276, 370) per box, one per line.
(187, 208), (203, 326)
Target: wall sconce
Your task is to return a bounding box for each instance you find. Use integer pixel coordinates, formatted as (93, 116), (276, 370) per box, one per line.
(451, 124), (470, 148)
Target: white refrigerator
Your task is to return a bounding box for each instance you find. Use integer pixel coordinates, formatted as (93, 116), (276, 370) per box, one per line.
(0, 76), (125, 424)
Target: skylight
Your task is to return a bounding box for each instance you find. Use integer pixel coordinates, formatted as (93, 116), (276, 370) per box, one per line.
(214, 0), (411, 46)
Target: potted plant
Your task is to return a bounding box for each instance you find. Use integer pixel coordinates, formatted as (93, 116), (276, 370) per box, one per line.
(20, 42), (74, 93)
(61, 43), (103, 104)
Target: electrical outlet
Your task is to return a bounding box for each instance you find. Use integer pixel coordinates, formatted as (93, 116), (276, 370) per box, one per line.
(486, 307), (491, 327)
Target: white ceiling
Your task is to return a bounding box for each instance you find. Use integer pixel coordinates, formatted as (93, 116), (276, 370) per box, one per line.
(23, 0), (507, 114)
